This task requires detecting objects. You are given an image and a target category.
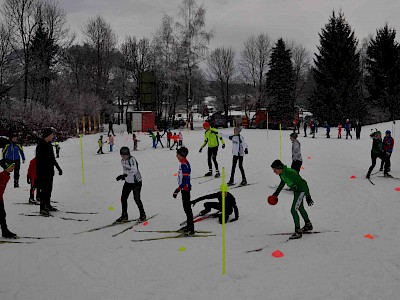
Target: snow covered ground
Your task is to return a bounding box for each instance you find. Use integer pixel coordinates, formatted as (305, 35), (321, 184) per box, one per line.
(1, 121), (399, 300)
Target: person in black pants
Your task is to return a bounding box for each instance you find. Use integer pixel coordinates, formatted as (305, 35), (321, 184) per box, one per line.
(172, 147), (193, 235)
(355, 121), (362, 139)
(366, 131), (387, 178)
(191, 191), (239, 224)
(115, 147), (146, 222)
(36, 128), (62, 216)
(154, 132), (164, 148)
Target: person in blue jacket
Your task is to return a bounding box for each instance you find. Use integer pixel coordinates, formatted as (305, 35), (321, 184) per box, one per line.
(2, 133), (25, 188)
(172, 147), (194, 235)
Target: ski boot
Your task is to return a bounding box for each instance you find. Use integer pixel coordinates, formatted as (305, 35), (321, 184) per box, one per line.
(14, 180), (19, 188)
(301, 221), (313, 232)
(115, 213), (128, 223)
(29, 197), (37, 204)
(289, 229), (303, 240)
(183, 227), (195, 236)
(46, 205), (58, 212)
(379, 168), (383, 172)
(384, 172), (392, 178)
(199, 209), (210, 216)
(204, 170), (213, 177)
(40, 208), (50, 217)
(139, 212), (147, 221)
(227, 180), (235, 186)
(240, 179), (247, 186)
(2, 229), (17, 239)
(215, 170), (220, 178)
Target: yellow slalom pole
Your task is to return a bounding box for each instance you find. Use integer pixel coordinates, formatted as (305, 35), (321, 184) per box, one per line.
(80, 135), (85, 184)
(220, 167), (229, 275)
(279, 123), (282, 160)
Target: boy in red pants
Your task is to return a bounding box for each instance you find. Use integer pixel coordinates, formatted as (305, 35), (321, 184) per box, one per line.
(0, 160), (17, 238)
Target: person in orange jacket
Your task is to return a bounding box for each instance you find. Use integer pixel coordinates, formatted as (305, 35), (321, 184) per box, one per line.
(27, 157), (39, 204)
(170, 133), (179, 150)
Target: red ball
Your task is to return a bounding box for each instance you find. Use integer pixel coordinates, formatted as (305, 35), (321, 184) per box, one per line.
(267, 195), (278, 205)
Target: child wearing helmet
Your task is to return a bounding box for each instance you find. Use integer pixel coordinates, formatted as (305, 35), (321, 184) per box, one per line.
(269, 159), (314, 239)
(115, 146), (146, 222)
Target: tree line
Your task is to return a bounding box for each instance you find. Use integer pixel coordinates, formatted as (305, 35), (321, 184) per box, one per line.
(1, 0), (399, 138)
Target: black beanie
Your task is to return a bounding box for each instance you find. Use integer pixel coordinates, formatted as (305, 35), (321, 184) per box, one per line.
(177, 147), (189, 158)
(271, 159), (284, 169)
(42, 128), (54, 138)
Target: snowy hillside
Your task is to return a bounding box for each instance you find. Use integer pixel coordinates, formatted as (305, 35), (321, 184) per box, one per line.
(1, 121), (399, 300)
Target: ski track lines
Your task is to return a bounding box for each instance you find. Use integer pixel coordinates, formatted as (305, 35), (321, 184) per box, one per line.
(2, 122), (400, 299)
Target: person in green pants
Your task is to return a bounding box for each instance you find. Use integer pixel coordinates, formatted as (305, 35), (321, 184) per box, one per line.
(270, 159), (314, 239)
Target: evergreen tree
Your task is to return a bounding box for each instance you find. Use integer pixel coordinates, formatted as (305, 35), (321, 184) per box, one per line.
(366, 23), (400, 119)
(29, 19), (58, 106)
(266, 38), (295, 123)
(311, 10), (362, 123)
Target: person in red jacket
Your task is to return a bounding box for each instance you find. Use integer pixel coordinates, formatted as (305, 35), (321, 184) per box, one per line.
(380, 130), (394, 175)
(27, 157), (39, 204)
(0, 159), (17, 238)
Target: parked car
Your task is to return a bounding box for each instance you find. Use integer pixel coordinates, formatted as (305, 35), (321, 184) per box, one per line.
(209, 112), (229, 128)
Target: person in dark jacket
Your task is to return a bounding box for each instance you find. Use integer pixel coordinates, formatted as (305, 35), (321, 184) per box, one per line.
(36, 128), (62, 216)
(366, 131), (387, 178)
(355, 121), (362, 139)
(2, 133), (25, 188)
(191, 191), (239, 224)
(380, 130), (394, 175)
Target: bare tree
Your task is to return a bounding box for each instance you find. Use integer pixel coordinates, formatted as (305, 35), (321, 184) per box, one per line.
(120, 36), (152, 110)
(207, 46), (236, 116)
(1, 0), (39, 101)
(174, 0), (213, 121)
(285, 39), (311, 106)
(0, 22), (20, 98)
(82, 15), (116, 102)
(239, 33), (272, 110)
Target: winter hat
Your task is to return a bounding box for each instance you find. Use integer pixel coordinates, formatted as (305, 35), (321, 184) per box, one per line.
(290, 132), (298, 139)
(386, 130), (391, 134)
(271, 159), (284, 169)
(177, 146), (189, 158)
(9, 132), (17, 139)
(42, 128), (54, 138)
(203, 122), (210, 129)
(119, 146), (130, 156)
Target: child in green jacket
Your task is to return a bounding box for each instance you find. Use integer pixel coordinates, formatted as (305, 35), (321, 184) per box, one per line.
(270, 159), (314, 239)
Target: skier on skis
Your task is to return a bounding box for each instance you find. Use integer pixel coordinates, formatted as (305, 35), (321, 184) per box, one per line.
(27, 156), (39, 204)
(36, 128), (62, 216)
(191, 191), (239, 224)
(154, 131), (164, 148)
(2, 132), (25, 188)
(97, 135), (104, 154)
(290, 132), (303, 173)
(199, 122), (225, 178)
(115, 147), (146, 223)
(0, 160), (17, 238)
(219, 127), (248, 186)
(269, 159), (314, 239)
(380, 130), (394, 174)
(173, 147), (194, 235)
(366, 131), (388, 178)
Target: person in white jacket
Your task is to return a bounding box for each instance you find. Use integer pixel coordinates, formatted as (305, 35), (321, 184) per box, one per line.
(290, 132), (303, 173)
(115, 146), (146, 223)
(220, 127), (248, 186)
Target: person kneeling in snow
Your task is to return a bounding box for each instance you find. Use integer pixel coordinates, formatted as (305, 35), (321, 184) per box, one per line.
(191, 191), (239, 224)
(269, 159), (314, 240)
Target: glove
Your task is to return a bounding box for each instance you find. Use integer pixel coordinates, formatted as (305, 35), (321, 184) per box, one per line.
(173, 188), (180, 198)
(116, 174), (127, 181)
(306, 195), (314, 206)
(199, 148), (202, 153)
(222, 144), (225, 149)
(244, 148), (248, 154)
(27, 177), (31, 184)
(58, 169), (63, 176)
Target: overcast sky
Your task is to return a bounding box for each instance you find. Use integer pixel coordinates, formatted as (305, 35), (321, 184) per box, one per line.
(4, 0), (400, 56)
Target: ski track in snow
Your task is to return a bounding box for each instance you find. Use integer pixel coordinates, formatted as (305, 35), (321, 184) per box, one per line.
(0, 121), (400, 299)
